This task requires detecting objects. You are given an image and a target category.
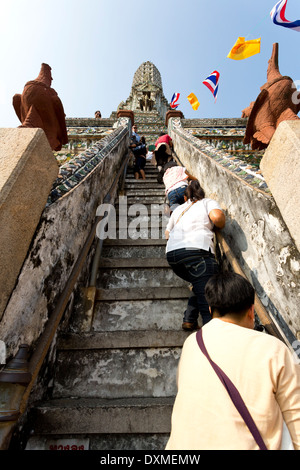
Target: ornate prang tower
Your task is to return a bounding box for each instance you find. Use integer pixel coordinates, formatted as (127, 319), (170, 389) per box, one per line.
(118, 61), (170, 120)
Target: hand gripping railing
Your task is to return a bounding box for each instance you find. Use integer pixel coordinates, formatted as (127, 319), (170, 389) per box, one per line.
(0, 151), (130, 450)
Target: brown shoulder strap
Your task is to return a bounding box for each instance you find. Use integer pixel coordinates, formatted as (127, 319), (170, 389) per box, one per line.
(196, 329), (267, 450)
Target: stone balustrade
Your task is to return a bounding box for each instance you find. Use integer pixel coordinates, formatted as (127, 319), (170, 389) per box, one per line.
(169, 116), (300, 346)
(0, 117), (131, 359)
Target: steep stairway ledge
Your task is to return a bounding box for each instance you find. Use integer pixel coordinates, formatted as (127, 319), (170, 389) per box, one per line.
(57, 329), (189, 350)
(26, 397), (175, 435)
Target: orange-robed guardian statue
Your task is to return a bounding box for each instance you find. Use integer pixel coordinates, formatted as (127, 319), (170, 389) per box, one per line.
(13, 63), (68, 151)
(242, 43), (300, 151)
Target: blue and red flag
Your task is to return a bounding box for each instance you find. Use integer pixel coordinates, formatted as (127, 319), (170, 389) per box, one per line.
(170, 93), (180, 109)
(270, 0), (300, 32)
(202, 71), (220, 102)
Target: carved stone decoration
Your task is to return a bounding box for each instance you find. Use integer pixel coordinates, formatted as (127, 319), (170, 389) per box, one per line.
(242, 43), (300, 150)
(13, 63), (68, 151)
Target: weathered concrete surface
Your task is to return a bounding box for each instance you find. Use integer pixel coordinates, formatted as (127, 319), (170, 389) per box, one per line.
(29, 397), (174, 434)
(92, 299), (189, 331)
(0, 128), (58, 319)
(260, 120), (300, 253)
(169, 118), (300, 343)
(97, 267), (187, 289)
(52, 347), (181, 399)
(0, 124), (129, 359)
(26, 431), (169, 451)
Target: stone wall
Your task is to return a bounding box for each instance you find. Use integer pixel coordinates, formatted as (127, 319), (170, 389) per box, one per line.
(1, 119), (130, 359)
(0, 129), (59, 320)
(261, 120), (300, 253)
(169, 118), (300, 345)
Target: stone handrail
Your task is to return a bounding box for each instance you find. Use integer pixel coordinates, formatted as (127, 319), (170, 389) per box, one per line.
(168, 116), (300, 348)
(1, 117), (131, 361)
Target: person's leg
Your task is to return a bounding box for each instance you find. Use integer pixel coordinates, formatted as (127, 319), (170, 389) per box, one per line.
(188, 256), (219, 325)
(139, 157), (146, 179)
(182, 292), (199, 328)
(167, 250), (219, 327)
(168, 186), (186, 207)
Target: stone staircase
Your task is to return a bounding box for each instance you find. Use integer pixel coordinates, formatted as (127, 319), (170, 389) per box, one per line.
(132, 111), (167, 147)
(25, 160), (191, 451)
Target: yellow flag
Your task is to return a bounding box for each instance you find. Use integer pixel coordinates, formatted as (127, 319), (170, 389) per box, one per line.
(187, 93), (200, 110)
(227, 37), (261, 60)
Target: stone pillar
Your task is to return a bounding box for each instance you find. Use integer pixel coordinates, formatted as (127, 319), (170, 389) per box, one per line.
(117, 110), (134, 126)
(0, 128), (59, 318)
(260, 120), (300, 252)
(165, 110), (184, 126)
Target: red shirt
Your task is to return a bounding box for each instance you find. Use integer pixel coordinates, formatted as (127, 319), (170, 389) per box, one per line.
(155, 134), (172, 146)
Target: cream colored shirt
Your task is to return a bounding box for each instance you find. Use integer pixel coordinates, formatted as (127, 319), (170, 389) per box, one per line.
(166, 319), (300, 450)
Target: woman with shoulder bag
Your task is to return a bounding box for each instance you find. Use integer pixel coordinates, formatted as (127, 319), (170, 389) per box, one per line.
(165, 180), (225, 330)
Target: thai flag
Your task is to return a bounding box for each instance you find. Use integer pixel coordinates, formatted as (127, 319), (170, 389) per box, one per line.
(202, 71), (220, 102)
(270, 0), (300, 32)
(170, 93), (180, 109)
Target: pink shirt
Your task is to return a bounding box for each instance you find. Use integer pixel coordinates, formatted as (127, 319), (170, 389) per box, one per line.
(163, 166), (188, 194)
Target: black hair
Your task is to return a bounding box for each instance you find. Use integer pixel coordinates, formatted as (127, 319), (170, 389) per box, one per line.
(163, 161), (177, 171)
(205, 272), (255, 317)
(184, 179), (205, 201)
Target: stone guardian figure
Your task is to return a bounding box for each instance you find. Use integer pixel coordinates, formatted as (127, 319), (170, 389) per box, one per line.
(12, 63), (68, 151)
(242, 43), (300, 150)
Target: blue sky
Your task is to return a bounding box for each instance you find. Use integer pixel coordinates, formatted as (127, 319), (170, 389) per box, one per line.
(1, 0), (299, 127)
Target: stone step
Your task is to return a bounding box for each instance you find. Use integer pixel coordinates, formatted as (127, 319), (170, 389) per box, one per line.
(26, 396), (174, 436)
(96, 266), (187, 289)
(51, 345), (181, 399)
(101, 243), (166, 259)
(112, 231), (167, 241)
(95, 286), (189, 301)
(103, 238), (166, 246)
(125, 175), (161, 181)
(98, 257), (169, 268)
(115, 206), (169, 216)
(26, 432), (169, 451)
(58, 329), (189, 350)
(127, 167), (158, 173)
(116, 203), (166, 212)
(125, 176), (160, 181)
(125, 183), (163, 189)
(125, 198), (166, 207)
(125, 189), (165, 196)
(65, 285), (190, 337)
(92, 298), (189, 332)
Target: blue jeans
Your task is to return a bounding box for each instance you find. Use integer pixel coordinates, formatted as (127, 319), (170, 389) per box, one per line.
(168, 185), (187, 207)
(167, 248), (219, 325)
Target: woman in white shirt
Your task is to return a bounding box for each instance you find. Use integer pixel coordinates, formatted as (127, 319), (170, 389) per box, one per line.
(165, 180), (225, 330)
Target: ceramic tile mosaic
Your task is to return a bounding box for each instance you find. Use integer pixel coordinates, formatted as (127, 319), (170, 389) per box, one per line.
(171, 118), (270, 194)
(48, 126), (128, 206)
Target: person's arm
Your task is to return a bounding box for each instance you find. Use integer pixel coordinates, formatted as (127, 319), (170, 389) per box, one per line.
(185, 170), (197, 181)
(165, 211), (175, 239)
(275, 345), (300, 449)
(209, 209), (225, 229)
